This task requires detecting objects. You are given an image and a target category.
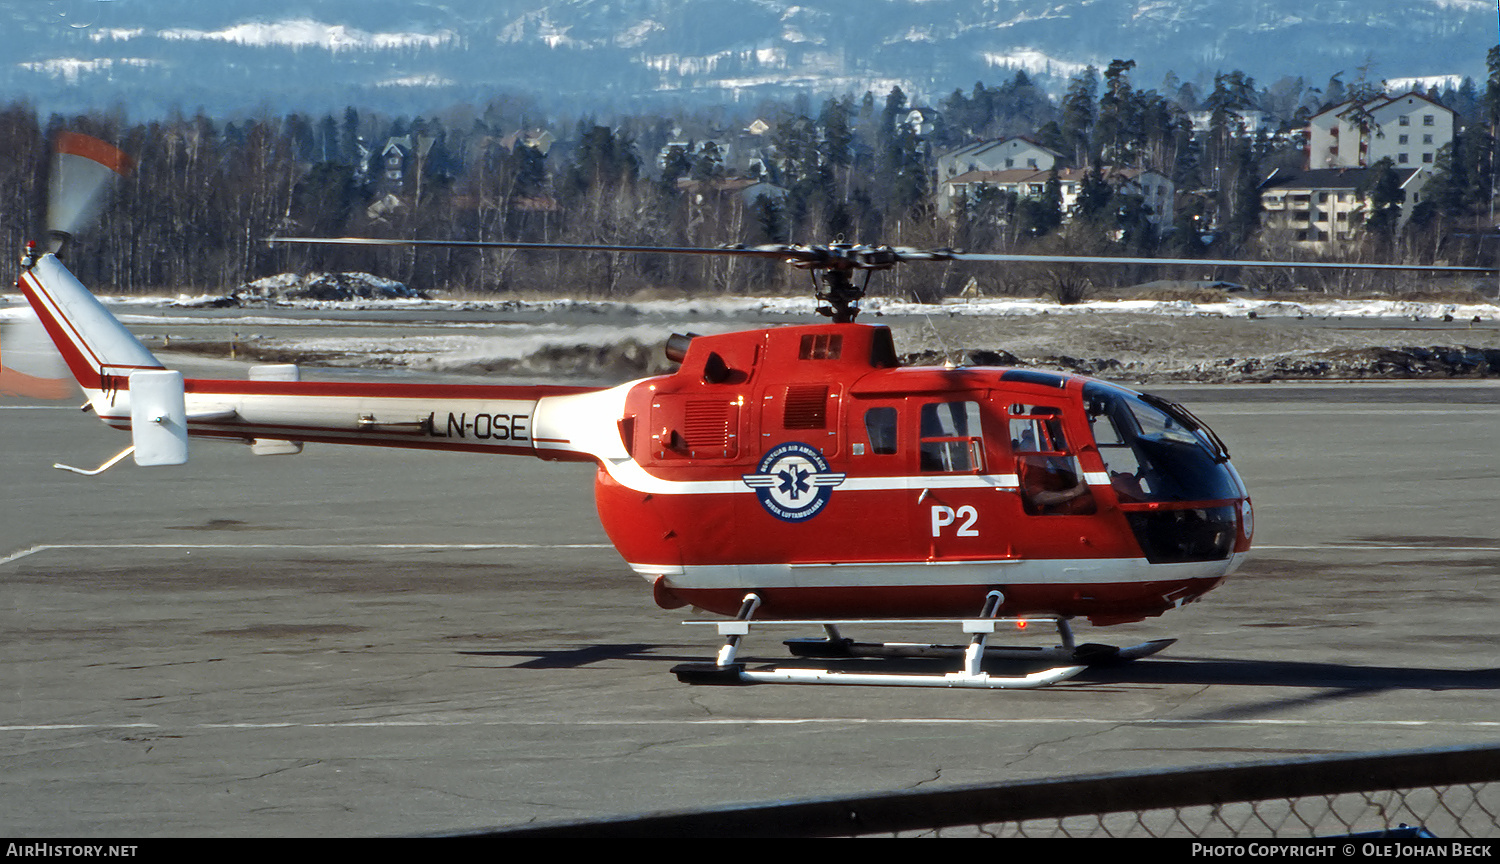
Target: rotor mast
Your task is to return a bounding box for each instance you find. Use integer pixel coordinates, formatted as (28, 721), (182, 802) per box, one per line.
(791, 242), (902, 324)
(812, 268), (865, 323)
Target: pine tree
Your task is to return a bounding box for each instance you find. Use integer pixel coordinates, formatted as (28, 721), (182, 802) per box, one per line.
(1059, 67), (1099, 166)
(1097, 60), (1139, 165)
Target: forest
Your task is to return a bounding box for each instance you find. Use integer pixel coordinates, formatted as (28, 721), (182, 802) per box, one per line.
(4, 52), (1499, 301)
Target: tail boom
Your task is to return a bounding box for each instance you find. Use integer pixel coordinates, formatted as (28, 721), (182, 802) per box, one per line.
(16, 250), (635, 465)
(162, 379), (616, 460)
(16, 254), (165, 398)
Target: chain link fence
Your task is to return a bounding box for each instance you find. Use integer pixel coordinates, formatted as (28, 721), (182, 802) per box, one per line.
(471, 743), (1500, 838)
(958, 785), (1498, 838)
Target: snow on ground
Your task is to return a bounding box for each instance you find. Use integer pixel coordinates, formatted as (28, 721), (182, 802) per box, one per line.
(7, 292), (1500, 383)
(70, 292), (1500, 322)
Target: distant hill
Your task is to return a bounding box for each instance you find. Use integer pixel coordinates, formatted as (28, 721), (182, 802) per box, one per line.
(1, 0), (1493, 117)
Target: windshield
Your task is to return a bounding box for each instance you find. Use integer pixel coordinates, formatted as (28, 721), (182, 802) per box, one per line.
(1083, 381), (1244, 504)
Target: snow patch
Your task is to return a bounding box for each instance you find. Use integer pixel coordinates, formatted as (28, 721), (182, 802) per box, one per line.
(231, 272), (423, 303)
(157, 19), (454, 52)
(615, 20), (664, 48)
(1386, 75), (1468, 92)
(19, 57), (161, 82)
(88, 28), (146, 42)
(376, 75), (456, 88)
(1425, 0), (1494, 11)
(982, 49), (1093, 80)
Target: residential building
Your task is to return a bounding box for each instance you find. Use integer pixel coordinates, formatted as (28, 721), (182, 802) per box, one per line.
(940, 168), (1067, 218)
(940, 165), (1174, 232)
(936, 137), (1063, 215)
(1306, 91), (1454, 169)
(1187, 108), (1278, 137)
(498, 128), (556, 156)
(1259, 166), (1428, 249)
(675, 176), (789, 208)
(902, 107), (941, 138)
(657, 119), (775, 179)
(937, 136), (1060, 181)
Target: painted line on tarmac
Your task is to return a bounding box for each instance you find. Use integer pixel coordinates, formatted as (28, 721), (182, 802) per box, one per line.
(1203, 407), (1500, 415)
(0, 542), (614, 567)
(5, 718), (1500, 732)
(1257, 544), (1500, 551)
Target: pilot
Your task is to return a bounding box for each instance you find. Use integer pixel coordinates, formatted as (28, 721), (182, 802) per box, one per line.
(1016, 408), (1094, 515)
(1020, 456), (1093, 514)
(1109, 470), (1148, 503)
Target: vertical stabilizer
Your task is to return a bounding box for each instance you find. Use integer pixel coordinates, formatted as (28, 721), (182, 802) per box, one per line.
(128, 369), (188, 466)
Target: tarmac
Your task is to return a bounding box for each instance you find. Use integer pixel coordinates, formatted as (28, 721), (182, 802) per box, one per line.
(5, 371), (1500, 837)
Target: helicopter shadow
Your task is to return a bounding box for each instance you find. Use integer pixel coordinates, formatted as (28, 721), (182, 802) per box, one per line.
(1074, 655), (1500, 692)
(457, 645), (1500, 695)
(458, 643), (700, 669)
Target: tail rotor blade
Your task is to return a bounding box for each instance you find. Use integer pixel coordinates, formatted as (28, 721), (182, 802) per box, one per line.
(0, 308), (75, 400)
(47, 132), (134, 254)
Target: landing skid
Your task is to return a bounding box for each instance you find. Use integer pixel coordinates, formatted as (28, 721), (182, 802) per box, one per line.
(784, 635), (1176, 665)
(670, 591), (1174, 689)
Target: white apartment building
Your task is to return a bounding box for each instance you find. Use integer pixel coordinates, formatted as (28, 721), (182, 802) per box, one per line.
(1306, 91), (1454, 170)
(940, 166), (1173, 231)
(1259, 166), (1427, 249)
(937, 137), (1060, 180)
(936, 137), (1063, 216)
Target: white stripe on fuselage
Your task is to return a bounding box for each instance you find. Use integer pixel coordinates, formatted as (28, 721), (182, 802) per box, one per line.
(632, 553), (1248, 590)
(530, 380), (1117, 498)
(600, 456), (1023, 496)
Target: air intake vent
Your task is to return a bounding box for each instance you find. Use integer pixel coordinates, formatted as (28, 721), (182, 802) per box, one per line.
(683, 400), (732, 454)
(783, 385), (829, 429)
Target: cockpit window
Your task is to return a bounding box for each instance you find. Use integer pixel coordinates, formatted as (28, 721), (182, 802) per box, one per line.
(1010, 404), (1069, 452)
(1010, 404), (1095, 515)
(1084, 382), (1244, 503)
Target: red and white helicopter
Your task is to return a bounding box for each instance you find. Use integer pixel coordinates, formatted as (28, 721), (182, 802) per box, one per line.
(13, 134), (1492, 689)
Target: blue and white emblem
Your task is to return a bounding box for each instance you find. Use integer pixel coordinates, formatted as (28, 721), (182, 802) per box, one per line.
(742, 442), (846, 522)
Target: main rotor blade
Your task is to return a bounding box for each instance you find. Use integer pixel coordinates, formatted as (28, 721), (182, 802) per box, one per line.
(267, 236), (798, 259)
(930, 251), (1497, 274)
(266, 236), (1498, 274)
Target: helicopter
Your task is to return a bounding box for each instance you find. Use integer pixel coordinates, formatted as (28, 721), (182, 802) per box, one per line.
(13, 133), (1495, 689)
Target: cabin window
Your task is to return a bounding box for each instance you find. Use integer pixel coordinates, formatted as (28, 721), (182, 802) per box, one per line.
(919, 401), (984, 473)
(863, 406), (898, 455)
(1010, 404), (1095, 515)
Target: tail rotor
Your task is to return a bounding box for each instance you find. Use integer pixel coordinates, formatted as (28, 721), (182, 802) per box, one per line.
(45, 131), (133, 256)
(4, 133), (136, 401)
